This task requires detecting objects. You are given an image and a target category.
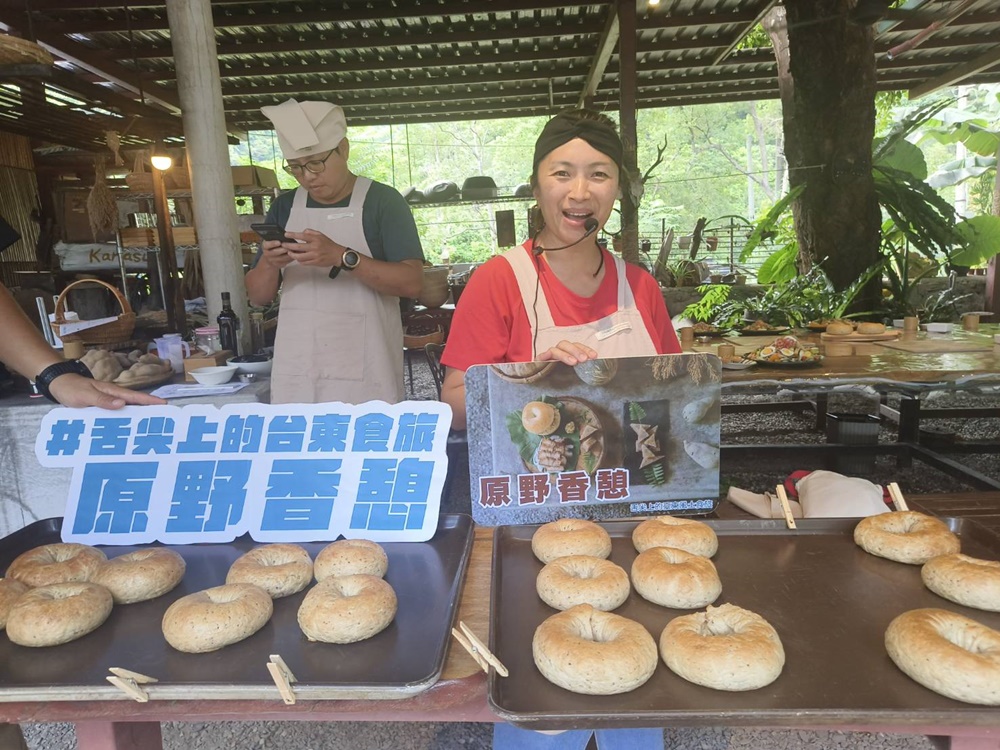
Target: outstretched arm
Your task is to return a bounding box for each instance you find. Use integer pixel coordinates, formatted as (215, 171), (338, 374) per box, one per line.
(0, 285), (164, 409)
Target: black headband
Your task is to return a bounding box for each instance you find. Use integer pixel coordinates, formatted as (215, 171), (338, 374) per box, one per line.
(532, 115), (624, 177)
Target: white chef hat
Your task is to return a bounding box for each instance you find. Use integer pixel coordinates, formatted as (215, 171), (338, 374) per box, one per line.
(260, 98), (347, 160)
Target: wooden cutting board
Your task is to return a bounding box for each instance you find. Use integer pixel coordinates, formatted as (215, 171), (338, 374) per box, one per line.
(820, 330), (900, 342)
(875, 338), (993, 353)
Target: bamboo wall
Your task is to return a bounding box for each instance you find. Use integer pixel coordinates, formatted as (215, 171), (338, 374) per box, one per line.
(0, 132), (40, 288)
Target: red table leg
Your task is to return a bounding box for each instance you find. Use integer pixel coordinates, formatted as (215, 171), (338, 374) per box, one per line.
(75, 722), (162, 750)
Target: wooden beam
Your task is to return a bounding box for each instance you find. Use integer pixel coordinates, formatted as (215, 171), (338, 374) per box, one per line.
(0, 64), (52, 78)
(618, 0), (640, 264)
(712, 0), (778, 65)
(909, 45), (1000, 99)
(578, 4), (618, 108)
(0, 12), (182, 113)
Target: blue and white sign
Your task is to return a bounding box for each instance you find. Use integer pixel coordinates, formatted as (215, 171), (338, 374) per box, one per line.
(35, 401), (452, 545)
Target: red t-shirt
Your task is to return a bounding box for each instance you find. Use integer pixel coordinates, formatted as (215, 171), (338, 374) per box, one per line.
(442, 242), (681, 372)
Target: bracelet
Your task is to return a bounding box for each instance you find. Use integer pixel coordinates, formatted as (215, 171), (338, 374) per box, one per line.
(35, 360), (93, 403)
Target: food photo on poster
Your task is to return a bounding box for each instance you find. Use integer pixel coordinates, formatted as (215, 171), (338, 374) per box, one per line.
(465, 353), (721, 526)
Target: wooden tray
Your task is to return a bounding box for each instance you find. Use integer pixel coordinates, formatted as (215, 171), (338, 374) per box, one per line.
(875, 338), (992, 353)
(821, 330), (900, 343)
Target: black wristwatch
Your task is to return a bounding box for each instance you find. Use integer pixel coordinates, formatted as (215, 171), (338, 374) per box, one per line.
(342, 248), (361, 270)
(35, 359), (93, 403)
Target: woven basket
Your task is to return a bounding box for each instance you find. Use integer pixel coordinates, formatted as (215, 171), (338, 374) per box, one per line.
(52, 279), (136, 345)
(403, 324), (444, 350)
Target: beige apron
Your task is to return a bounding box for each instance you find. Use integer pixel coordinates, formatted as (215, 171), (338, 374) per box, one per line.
(271, 179), (405, 404)
(503, 246), (658, 359)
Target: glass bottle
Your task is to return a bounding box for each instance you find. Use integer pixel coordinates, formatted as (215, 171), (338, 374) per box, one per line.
(218, 292), (241, 356)
(249, 312), (265, 355)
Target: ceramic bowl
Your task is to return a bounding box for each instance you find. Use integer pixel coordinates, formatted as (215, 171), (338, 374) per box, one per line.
(923, 322), (954, 333)
(189, 365), (239, 385)
(227, 356), (272, 376)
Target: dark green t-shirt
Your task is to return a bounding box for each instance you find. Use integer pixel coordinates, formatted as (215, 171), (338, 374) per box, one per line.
(252, 180), (424, 266)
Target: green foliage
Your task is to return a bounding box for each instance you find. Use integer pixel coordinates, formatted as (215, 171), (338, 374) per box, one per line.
(739, 185), (805, 264)
(951, 215), (1000, 268)
(682, 284), (732, 322)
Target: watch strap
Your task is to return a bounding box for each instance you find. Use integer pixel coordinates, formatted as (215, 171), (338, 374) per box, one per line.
(35, 359), (93, 403)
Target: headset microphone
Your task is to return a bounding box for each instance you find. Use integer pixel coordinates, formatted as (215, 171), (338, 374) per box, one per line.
(533, 217), (600, 256)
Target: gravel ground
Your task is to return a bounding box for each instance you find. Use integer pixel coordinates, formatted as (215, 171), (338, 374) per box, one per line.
(15, 356), (995, 749)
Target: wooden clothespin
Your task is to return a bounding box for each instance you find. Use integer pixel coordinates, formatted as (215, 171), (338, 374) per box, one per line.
(106, 667), (157, 703)
(266, 654), (297, 705)
(451, 621), (508, 677)
(775, 485), (797, 530)
(888, 482), (909, 512)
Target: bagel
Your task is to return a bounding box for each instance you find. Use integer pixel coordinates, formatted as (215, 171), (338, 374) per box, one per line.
(6, 582), (113, 647)
(922, 554), (1000, 612)
(226, 543), (313, 598)
(533, 604), (658, 695)
(826, 321), (854, 336)
(854, 511), (960, 565)
(7, 543), (106, 587)
(521, 401), (561, 436)
(314, 539), (388, 581)
(631, 547), (721, 609)
(162, 583), (273, 653)
(857, 322), (886, 335)
(297, 574), (397, 644)
(632, 516), (718, 558)
(532, 519), (612, 564)
(886, 608), (1000, 704)
(92, 548), (186, 604)
(536, 555), (630, 611)
(660, 603), (785, 691)
(0, 578), (30, 629)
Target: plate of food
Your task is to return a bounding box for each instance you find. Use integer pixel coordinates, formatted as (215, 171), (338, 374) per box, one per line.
(506, 396), (605, 474)
(738, 319), (790, 335)
(691, 322), (728, 337)
(490, 361), (556, 384)
(621, 400), (669, 486)
(747, 336), (823, 367)
(806, 318), (852, 332)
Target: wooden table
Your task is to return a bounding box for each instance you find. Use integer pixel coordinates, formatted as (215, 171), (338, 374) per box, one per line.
(7, 504), (1000, 750)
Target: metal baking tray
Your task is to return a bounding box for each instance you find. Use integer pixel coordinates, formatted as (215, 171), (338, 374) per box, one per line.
(490, 518), (1000, 729)
(0, 513), (474, 702)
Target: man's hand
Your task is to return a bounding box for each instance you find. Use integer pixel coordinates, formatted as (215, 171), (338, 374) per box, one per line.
(281, 229), (346, 268)
(48, 374), (166, 409)
(536, 341), (599, 366)
(260, 239), (299, 270)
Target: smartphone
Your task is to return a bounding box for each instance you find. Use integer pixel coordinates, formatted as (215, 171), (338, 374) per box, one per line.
(251, 223), (295, 244)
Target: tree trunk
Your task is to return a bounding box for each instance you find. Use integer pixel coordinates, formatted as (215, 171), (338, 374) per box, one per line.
(764, 2), (882, 301)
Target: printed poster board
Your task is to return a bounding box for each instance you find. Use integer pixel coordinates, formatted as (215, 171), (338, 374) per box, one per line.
(465, 354), (721, 526)
(35, 400), (452, 545)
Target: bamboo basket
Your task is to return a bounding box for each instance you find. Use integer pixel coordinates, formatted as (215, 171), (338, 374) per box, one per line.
(51, 279), (136, 344)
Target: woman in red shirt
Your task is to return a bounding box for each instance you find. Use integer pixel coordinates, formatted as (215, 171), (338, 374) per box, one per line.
(441, 109), (681, 429)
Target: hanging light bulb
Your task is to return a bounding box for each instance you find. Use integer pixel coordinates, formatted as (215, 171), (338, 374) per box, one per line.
(150, 140), (173, 171)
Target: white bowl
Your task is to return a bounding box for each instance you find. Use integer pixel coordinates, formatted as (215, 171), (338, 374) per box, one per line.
(189, 365), (239, 385)
(227, 357), (273, 376)
(892, 319), (905, 328)
(922, 322), (954, 333)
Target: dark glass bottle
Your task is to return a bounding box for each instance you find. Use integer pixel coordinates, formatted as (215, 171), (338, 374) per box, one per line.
(218, 292), (241, 356)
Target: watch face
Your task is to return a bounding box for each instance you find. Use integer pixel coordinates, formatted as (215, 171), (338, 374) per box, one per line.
(343, 250), (361, 269)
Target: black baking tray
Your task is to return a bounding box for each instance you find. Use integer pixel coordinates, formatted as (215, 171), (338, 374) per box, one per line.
(490, 518), (1000, 729)
(0, 513), (474, 702)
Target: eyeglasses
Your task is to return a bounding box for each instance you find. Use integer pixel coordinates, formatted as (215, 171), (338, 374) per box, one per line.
(283, 149), (335, 176)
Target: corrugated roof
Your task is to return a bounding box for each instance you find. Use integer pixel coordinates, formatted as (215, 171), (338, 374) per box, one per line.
(0, 0), (997, 151)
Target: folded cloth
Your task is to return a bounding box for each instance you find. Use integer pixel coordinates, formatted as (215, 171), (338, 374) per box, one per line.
(727, 487), (803, 519)
(796, 470), (888, 518)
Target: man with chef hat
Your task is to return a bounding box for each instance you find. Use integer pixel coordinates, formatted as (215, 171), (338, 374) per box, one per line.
(246, 98), (424, 404)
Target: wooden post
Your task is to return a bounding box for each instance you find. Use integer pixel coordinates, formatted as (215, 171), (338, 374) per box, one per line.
(165, 0), (247, 350)
(151, 165), (182, 334)
(616, 0), (640, 265)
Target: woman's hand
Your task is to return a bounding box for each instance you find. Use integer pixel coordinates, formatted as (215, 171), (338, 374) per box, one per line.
(260, 239), (298, 270)
(280, 229), (345, 268)
(536, 341), (599, 366)
(48, 374), (166, 409)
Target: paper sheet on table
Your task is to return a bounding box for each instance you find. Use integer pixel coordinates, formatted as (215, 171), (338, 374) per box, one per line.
(150, 383), (250, 399)
(55, 316), (118, 335)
